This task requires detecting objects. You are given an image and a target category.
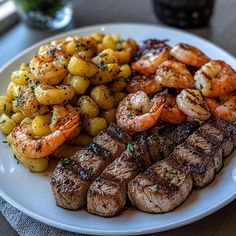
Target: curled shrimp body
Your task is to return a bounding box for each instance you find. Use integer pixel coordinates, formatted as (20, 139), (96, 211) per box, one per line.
(206, 95), (236, 122)
(116, 91), (165, 132)
(30, 44), (70, 85)
(127, 75), (162, 94)
(18, 87), (49, 117)
(155, 60), (195, 89)
(50, 104), (80, 131)
(155, 91), (186, 124)
(35, 84), (75, 105)
(170, 43), (209, 68)
(11, 115), (80, 159)
(176, 89), (211, 121)
(132, 39), (170, 76)
(194, 60), (236, 98)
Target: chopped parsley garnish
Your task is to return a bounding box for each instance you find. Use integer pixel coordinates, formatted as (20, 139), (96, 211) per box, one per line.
(146, 133), (159, 146)
(0, 120), (6, 124)
(127, 142), (135, 152)
(2, 140), (7, 143)
(13, 154), (19, 164)
(3, 104), (6, 111)
(59, 158), (71, 166)
(152, 133), (159, 140)
(35, 81), (40, 86)
(151, 185), (158, 192)
(166, 170), (177, 180)
(99, 64), (108, 71)
(89, 142), (112, 159)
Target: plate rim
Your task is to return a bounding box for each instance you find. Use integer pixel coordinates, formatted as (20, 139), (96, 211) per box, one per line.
(0, 22), (236, 235)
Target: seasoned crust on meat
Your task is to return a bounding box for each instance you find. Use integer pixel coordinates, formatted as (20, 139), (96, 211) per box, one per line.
(51, 123), (131, 210)
(87, 135), (151, 217)
(128, 159), (193, 213)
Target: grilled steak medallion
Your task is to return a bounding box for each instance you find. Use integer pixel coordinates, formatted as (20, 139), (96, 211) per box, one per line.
(87, 135), (151, 217)
(147, 121), (201, 162)
(50, 123), (131, 210)
(128, 119), (235, 213)
(169, 119), (235, 187)
(128, 159), (193, 213)
(171, 143), (215, 187)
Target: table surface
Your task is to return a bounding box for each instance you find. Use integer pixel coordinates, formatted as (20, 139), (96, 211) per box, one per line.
(0, 0), (236, 235)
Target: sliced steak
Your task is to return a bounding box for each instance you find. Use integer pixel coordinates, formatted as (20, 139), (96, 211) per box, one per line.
(170, 143), (215, 187)
(50, 123), (131, 210)
(207, 119), (236, 156)
(128, 159), (193, 213)
(87, 135), (151, 217)
(169, 119), (235, 187)
(147, 121), (201, 162)
(185, 133), (223, 172)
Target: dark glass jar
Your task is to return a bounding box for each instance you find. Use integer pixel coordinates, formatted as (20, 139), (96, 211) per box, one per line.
(152, 0), (215, 28)
(14, 0), (72, 30)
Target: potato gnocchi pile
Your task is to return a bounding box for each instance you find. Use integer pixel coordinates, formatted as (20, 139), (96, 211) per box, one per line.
(0, 33), (138, 171)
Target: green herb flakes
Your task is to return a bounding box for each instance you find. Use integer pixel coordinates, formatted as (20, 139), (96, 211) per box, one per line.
(59, 158), (71, 166)
(127, 142), (135, 152)
(151, 185), (158, 192)
(99, 64), (108, 72)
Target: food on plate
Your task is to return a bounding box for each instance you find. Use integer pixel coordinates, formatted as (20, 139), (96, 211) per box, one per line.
(170, 43), (209, 68)
(11, 115), (80, 159)
(155, 91), (186, 124)
(155, 60), (195, 89)
(128, 159), (193, 213)
(176, 89), (211, 121)
(51, 123), (131, 210)
(0, 33), (135, 171)
(116, 91), (166, 132)
(30, 43), (70, 85)
(147, 120), (201, 162)
(206, 94), (236, 122)
(127, 74), (162, 94)
(132, 39), (170, 76)
(87, 134), (151, 217)
(194, 60), (236, 98)
(128, 119), (236, 213)
(0, 32), (236, 217)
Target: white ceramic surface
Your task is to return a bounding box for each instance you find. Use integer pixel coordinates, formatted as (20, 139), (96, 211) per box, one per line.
(0, 23), (236, 235)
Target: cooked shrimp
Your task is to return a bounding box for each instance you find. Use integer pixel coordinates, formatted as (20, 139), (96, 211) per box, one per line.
(206, 95), (236, 122)
(155, 60), (195, 89)
(30, 44), (70, 85)
(170, 43), (209, 68)
(18, 87), (49, 117)
(11, 115), (80, 159)
(127, 74), (162, 94)
(35, 84), (75, 105)
(155, 91), (186, 124)
(194, 60), (236, 98)
(132, 39), (170, 76)
(116, 91), (166, 132)
(50, 104), (80, 131)
(176, 89), (211, 121)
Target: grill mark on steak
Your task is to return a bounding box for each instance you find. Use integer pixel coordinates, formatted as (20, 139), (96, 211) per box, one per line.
(128, 119), (235, 214)
(51, 123), (131, 210)
(147, 121), (201, 162)
(105, 122), (131, 143)
(87, 142), (112, 159)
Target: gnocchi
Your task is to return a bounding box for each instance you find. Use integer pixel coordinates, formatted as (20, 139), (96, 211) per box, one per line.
(0, 33), (133, 172)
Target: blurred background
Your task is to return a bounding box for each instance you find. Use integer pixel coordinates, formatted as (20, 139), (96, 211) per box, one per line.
(0, 0), (236, 67)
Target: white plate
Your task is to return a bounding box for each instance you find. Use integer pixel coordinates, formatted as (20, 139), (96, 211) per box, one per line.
(0, 23), (236, 235)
